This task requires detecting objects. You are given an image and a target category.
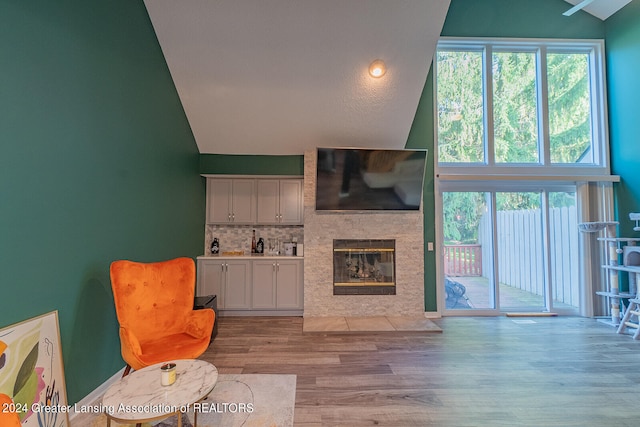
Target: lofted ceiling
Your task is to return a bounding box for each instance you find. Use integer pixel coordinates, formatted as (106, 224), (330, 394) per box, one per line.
(144, 0), (631, 156)
(144, 0), (451, 155)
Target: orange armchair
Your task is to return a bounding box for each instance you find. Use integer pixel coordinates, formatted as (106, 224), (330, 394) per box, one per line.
(110, 257), (215, 372)
(0, 394), (21, 427)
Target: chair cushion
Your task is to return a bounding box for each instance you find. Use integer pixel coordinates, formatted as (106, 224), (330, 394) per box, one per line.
(137, 333), (212, 367)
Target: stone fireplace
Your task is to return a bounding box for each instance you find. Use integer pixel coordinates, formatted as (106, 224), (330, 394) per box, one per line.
(303, 150), (425, 317)
(333, 239), (396, 295)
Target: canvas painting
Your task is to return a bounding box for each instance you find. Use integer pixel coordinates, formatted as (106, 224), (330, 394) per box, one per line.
(0, 311), (69, 427)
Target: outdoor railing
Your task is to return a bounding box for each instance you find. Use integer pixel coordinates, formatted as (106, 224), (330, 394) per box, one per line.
(443, 244), (482, 276)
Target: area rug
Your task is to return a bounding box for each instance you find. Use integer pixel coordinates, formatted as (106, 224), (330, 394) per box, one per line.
(88, 374), (296, 427)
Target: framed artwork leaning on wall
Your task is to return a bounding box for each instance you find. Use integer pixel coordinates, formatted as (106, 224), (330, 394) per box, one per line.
(0, 310), (69, 427)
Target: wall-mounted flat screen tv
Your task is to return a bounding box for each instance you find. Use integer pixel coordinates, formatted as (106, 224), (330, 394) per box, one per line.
(315, 147), (427, 211)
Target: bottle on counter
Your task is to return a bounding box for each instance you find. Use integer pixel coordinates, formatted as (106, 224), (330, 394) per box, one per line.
(257, 237), (264, 254)
(251, 230), (257, 254)
(211, 237), (219, 255)
(292, 236), (298, 256)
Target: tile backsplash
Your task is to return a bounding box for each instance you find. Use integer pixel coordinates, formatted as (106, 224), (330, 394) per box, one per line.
(205, 225), (304, 255)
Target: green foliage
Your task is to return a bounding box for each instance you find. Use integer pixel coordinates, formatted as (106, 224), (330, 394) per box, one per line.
(496, 192), (541, 211)
(436, 51), (484, 163)
(444, 191), (576, 244)
(493, 52), (538, 163)
(442, 192), (487, 244)
(548, 53), (591, 163)
(436, 48), (592, 164)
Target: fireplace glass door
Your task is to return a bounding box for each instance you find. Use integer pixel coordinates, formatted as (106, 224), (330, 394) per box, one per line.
(333, 239), (396, 295)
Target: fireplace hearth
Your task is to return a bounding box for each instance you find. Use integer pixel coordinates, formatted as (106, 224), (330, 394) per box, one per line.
(333, 239), (396, 295)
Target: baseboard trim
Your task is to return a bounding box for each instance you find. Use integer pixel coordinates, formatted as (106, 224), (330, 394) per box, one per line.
(506, 312), (558, 317)
(69, 366), (125, 421)
(220, 310), (303, 316)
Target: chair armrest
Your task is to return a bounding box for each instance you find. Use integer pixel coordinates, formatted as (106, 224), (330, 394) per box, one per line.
(185, 309), (215, 339)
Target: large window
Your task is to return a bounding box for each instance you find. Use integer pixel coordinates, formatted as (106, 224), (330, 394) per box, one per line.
(436, 39), (608, 175)
(435, 39), (613, 316)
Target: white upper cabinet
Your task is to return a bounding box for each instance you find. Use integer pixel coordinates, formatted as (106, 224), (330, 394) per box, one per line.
(256, 179), (303, 225)
(206, 178), (256, 224)
(207, 177), (303, 225)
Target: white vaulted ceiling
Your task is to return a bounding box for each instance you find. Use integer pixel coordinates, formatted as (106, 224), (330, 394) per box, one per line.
(143, 0), (451, 155)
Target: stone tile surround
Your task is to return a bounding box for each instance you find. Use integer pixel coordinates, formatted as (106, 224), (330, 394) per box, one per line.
(205, 225), (303, 256)
(303, 149), (425, 317)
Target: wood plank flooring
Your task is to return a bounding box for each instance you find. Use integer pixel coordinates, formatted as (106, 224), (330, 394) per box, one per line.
(199, 316), (639, 427)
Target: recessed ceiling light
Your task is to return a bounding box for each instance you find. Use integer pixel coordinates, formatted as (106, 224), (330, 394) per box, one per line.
(368, 59), (386, 78)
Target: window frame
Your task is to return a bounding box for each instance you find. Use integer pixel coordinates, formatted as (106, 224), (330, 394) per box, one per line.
(435, 37), (610, 180)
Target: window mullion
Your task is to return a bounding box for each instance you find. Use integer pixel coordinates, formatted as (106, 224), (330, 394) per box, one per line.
(537, 46), (551, 166)
(589, 46), (606, 168)
(541, 190), (554, 311)
(484, 45), (495, 167)
(489, 191), (499, 309)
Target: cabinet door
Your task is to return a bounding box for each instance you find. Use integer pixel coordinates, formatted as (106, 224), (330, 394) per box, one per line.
(256, 179), (280, 224)
(252, 260), (277, 309)
(278, 180), (304, 224)
(224, 261), (252, 309)
(207, 179), (232, 224)
(197, 260), (225, 308)
(276, 260), (303, 309)
(230, 179), (256, 224)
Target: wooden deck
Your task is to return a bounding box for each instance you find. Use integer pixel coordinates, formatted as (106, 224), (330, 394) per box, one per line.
(201, 315), (639, 426)
(446, 275), (577, 311)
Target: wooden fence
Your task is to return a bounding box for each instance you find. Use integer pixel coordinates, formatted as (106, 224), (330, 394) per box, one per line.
(444, 206), (579, 307)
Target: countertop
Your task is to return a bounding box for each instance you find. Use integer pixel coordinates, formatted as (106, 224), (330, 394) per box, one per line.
(197, 254), (304, 260)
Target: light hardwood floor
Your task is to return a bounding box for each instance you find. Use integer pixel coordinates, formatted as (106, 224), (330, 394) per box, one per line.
(200, 316), (639, 427)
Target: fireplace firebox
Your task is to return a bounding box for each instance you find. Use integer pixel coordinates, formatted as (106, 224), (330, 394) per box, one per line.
(333, 239), (396, 295)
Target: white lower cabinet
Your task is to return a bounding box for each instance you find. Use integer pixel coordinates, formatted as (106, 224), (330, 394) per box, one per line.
(252, 259), (303, 310)
(197, 258), (303, 315)
(197, 259), (252, 310)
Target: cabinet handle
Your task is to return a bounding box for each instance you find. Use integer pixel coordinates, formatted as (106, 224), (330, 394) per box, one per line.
(272, 263), (276, 272)
(232, 213), (235, 221)
(228, 213), (231, 221)
(276, 263), (280, 272)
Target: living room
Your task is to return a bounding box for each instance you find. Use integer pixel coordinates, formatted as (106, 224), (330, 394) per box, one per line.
(2, 0), (640, 425)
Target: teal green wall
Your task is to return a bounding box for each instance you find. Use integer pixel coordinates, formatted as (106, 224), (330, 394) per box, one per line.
(200, 154), (304, 175)
(0, 0), (204, 403)
(441, 0), (604, 38)
(605, 3), (640, 236)
(406, 70), (437, 311)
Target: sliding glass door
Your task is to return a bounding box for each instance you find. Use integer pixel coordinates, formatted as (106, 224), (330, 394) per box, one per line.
(495, 191), (545, 312)
(441, 187), (579, 315)
(442, 192), (495, 311)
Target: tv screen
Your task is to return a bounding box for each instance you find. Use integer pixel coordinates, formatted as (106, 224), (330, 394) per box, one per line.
(315, 147), (427, 211)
